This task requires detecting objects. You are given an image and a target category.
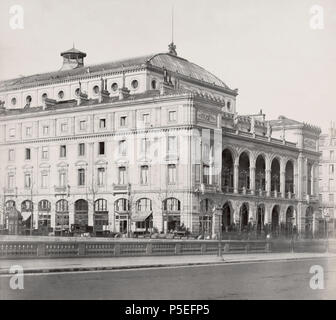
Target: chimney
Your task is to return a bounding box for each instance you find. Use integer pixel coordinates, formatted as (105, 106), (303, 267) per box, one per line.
(118, 65), (130, 100)
(98, 78), (110, 103)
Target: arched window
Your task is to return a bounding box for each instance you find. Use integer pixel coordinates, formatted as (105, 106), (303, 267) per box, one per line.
(21, 200), (33, 212)
(114, 198), (129, 212)
(137, 198), (152, 212)
(5, 200), (15, 209)
(75, 199), (88, 212)
(56, 199), (68, 213)
(94, 199), (108, 212)
(163, 198), (181, 212)
(38, 200), (51, 212)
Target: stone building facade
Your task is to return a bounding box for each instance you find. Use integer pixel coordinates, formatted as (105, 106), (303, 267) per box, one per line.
(0, 44), (321, 237)
(318, 124), (336, 237)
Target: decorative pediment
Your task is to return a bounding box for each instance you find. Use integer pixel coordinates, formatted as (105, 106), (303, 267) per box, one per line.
(39, 163), (51, 169)
(57, 161), (69, 168)
(75, 160), (88, 167)
(95, 159), (108, 166)
(22, 164), (34, 171)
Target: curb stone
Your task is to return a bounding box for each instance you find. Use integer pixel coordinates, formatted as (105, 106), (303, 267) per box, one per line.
(0, 255), (334, 275)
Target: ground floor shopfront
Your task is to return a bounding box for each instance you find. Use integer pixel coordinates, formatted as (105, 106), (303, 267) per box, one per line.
(2, 192), (323, 238)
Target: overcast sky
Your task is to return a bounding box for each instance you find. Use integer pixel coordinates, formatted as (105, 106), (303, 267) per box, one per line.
(0, 0), (335, 132)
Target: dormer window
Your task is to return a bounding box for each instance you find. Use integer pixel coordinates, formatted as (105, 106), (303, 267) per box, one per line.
(58, 91), (64, 99)
(111, 83), (118, 92)
(26, 96), (32, 104)
(131, 80), (139, 89)
(93, 86), (100, 94)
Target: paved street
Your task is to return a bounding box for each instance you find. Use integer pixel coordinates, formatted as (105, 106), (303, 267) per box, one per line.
(1, 257), (336, 300)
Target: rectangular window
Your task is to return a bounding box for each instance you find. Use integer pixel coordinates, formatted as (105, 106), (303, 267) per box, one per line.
(79, 120), (86, 131)
(329, 194), (334, 203)
(141, 138), (150, 154)
(140, 165), (149, 185)
(97, 168), (105, 186)
(9, 128), (15, 137)
(60, 145), (66, 158)
(168, 136), (177, 154)
(78, 168), (85, 186)
(195, 164), (201, 183)
(120, 116), (127, 127)
(168, 164), (177, 184)
(168, 111), (177, 122)
(329, 179), (334, 192)
(42, 146), (48, 160)
(8, 174), (14, 188)
(25, 148), (31, 160)
(24, 173), (31, 188)
(330, 165), (334, 175)
(118, 167), (126, 185)
(59, 172), (66, 187)
(43, 126), (49, 135)
(142, 113), (150, 124)
(8, 149), (14, 161)
(61, 123), (68, 132)
(78, 143), (85, 156)
(25, 127), (32, 136)
(203, 165), (210, 185)
(330, 151), (334, 160)
(99, 118), (106, 129)
(98, 142), (105, 155)
(119, 140), (127, 156)
(41, 173), (48, 188)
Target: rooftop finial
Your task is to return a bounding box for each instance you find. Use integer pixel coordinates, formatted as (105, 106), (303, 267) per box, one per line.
(172, 5), (174, 43)
(168, 6), (177, 56)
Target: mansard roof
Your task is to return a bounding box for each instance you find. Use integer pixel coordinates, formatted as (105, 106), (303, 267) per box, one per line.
(0, 52), (231, 92)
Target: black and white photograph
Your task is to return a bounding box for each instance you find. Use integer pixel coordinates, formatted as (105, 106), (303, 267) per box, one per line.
(0, 0), (336, 304)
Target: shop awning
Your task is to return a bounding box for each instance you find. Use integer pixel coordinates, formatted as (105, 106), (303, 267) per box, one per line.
(131, 212), (152, 222)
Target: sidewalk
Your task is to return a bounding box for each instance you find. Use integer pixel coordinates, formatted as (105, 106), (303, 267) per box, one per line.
(1, 252), (335, 275)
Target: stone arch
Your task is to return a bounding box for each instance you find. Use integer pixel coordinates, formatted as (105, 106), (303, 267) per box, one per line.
(284, 205), (295, 236)
(222, 145), (238, 161)
(238, 151), (250, 190)
(271, 157), (281, 193)
(74, 199), (89, 228)
(239, 202), (249, 231)
(222, 148), (234, 191)
(255, 154), (266, 192)
(257, 203), (265, 232)
(285, 159), (294, 194)
(271, 204), (280, 235)
(222, 201), (233, 232)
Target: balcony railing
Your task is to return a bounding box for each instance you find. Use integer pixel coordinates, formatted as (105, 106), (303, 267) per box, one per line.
(271, 190), (282, 198)
(222, 185), (234, 194)
(238, 187), (251, 195)
(3, 188), (17, 196)
(306, 194), (319, 203)
(286, 192), (296, 200)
